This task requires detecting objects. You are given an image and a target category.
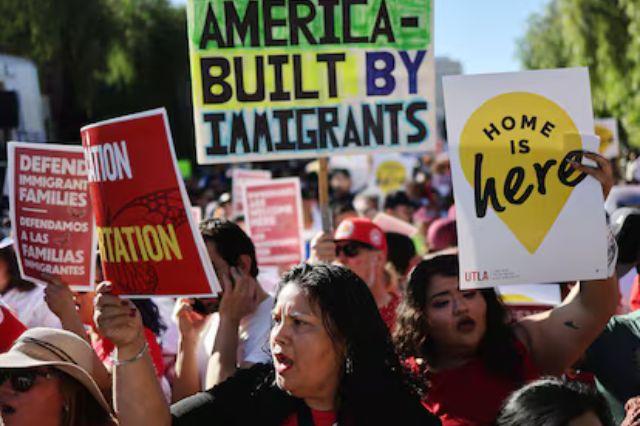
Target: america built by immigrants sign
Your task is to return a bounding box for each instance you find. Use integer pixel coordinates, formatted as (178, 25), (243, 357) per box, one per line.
(187, 0), (435, 164)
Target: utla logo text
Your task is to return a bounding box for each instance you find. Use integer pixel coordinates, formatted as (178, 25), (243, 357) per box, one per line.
(464, 271), (489, 282)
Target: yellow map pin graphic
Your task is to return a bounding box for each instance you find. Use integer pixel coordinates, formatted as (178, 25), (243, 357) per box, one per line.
(459, 92), (584, 254)
(595, 124), (613, 154)
(376, 160), (407, 193)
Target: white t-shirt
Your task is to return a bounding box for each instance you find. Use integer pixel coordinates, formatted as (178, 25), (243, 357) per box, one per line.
(196, 295), (273, 389)
(0, 286), (61, 329)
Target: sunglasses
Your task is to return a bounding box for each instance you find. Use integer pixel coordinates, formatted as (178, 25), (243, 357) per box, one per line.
(0, 369), (56, 393)
(335, 241), (375, 258)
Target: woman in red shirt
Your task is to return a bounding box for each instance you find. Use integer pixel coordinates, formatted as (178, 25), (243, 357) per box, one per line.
(393, 153), (618, 426)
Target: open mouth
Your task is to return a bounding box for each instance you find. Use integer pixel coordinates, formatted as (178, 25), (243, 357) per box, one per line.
(456, 317), (476, 333)
(273, 353), (294, 374)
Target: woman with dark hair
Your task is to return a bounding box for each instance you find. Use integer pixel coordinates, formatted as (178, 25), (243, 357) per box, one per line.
(94, 263), (441, 425)
(496, 378), (614, 426)
(393, 152), (619, 425)
(394, 252), (617, 425)
(0, 244), (60, 328)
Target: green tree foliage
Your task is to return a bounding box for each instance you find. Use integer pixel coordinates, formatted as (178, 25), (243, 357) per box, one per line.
(519, 0), (640, 148)
(0, 0), (194, 159)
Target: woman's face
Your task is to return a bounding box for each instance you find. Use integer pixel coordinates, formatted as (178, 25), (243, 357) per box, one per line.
(423, 274), (487, 359)
(270, 283), (343, 409)
(0, 368), (65, 426)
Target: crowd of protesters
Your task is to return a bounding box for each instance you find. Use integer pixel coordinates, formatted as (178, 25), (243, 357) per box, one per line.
(0, 146), (639, 426)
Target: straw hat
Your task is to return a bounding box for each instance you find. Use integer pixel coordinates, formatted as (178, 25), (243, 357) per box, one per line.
(0, 328), (112, 416)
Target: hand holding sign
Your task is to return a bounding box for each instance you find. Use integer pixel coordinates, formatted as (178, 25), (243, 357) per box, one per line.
(568, 151), (614, 199)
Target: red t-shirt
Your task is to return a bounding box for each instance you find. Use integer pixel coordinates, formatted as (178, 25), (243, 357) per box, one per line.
(0, 306), (26, 353)
(629, 274), (640, 311)
(92, 327), (165, 377)
(379, 292), (400, 332)
(281, 409), (337, 426)
(406, 340), (539, 426)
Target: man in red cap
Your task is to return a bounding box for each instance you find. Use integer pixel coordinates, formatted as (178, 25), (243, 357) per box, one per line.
(311, 217), (399, 330)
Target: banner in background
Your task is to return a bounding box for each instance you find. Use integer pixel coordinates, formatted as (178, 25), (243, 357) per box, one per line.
(8, 142), (96, 291)
(444, 68), (608, 289)
(371, 153), (418, 193)
(80, 109), (220, 297)
(187, 0), (435, 164)
(242, 178), (304, 269)
(231, 168), (272, 217)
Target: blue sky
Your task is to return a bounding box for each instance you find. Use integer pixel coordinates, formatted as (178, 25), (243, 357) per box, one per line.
(170, 0), (551, 74)
(434, 0), (550, 74)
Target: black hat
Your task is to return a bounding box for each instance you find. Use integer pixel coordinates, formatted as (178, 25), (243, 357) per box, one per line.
(383, 191), (419, 210)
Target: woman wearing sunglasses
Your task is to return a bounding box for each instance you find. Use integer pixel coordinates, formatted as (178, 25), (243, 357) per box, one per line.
(0, 328), (116, 426)
(94, 263), (441, 425)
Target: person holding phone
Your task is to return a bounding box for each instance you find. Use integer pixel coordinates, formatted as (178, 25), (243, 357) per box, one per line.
(172, 219), (273, 401)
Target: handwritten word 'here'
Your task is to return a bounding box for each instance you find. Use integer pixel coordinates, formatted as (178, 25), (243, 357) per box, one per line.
(473, 114), (587, 218)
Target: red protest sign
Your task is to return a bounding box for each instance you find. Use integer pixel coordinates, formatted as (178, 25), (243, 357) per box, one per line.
(242, 178), (304, 269)
(8, 142), (96, 291)
(80, 109), (219, 297)
(231, 168), (271, 217)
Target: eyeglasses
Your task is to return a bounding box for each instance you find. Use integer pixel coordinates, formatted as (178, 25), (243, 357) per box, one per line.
(335, 241), (374, 258)
(0, 369), (56, 393)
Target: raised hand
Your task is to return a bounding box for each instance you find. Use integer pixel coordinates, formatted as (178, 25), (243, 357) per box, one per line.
(93, 282), (144, 351)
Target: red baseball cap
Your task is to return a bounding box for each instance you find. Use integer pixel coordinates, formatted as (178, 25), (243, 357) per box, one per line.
(334, 217), (387, 255)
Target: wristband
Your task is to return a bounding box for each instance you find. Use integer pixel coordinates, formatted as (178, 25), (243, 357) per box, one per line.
(111, 341), (148, 367)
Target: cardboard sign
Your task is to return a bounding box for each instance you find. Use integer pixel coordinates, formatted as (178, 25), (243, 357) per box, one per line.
(595, 117), (620, 159)
(498, 283), (562, 306)
(80, 109), (220, 297)
(373, 212), (418, 237)
(443, 68), (608, 289)
(187, 0), (435, 164)
(8, 142), (96, 291)
(231, 168), (272, 217)
(371, 153), (418, 193)
(242, 178), (304, 269)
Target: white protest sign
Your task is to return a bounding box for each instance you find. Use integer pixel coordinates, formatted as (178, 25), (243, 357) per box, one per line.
(443, 68), (608, 289)
(594, 117), (620, 159)
(373, 212), (419, 237)
(371, 153), (418, 194)
(187, 0), (435, 164)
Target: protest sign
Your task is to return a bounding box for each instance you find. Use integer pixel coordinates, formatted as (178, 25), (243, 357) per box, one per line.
(8, 142), (96, 291)
(443, 68), (608, 289)
(187, 0), (435, 164)
(80, 109), (220, 297)
(242, 178), (304, 269)
(373, 212), (418, 237)
(371, 153), (417, 193)
(595, 117), (620, 159)
(231, 168), (272, 217)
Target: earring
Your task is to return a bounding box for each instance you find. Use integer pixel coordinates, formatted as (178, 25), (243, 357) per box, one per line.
(345, 355), (353, 375)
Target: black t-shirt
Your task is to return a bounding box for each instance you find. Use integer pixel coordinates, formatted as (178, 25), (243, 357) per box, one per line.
(171, 364), (295, 425)
(170, 364), (441, 426)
